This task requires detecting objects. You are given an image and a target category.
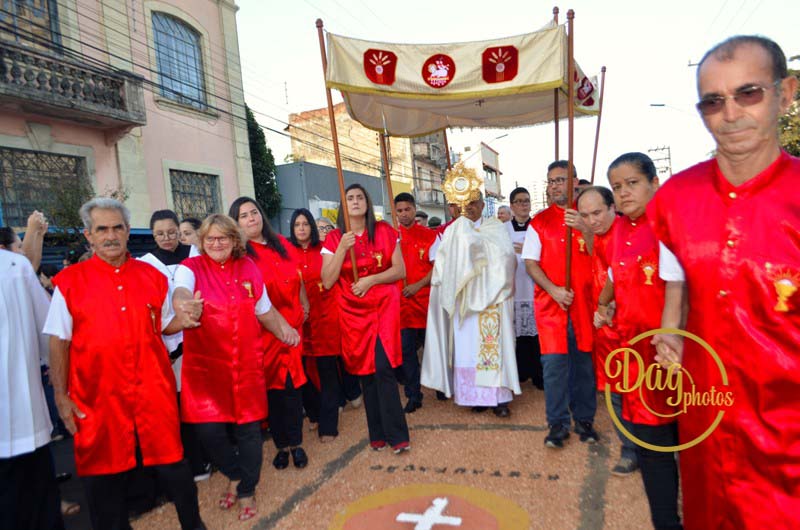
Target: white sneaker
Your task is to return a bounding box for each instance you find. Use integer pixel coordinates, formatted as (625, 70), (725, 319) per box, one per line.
(349, 396), (363, 409)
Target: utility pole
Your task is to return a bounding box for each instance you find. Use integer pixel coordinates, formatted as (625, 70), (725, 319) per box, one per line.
(648, 146), (673, 178)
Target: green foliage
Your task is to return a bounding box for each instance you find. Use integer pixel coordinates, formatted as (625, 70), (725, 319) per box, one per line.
(779, 69), (800, 157)
(47, 184), (129, 245)
(246, 105), (281, 218)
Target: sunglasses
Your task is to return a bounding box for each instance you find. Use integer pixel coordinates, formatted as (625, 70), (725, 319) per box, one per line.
(696, 80), (782, 116)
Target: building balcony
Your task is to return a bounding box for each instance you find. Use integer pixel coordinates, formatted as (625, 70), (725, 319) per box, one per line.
(416, 189), (445, 206)
(0, 41), (146, 129)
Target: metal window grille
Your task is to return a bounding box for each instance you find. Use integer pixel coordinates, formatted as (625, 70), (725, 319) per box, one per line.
(169, 169), (219, 220)
(0, 0), (61, 49)
(0, 146), (88, 227)
(152, 12), (206, 110)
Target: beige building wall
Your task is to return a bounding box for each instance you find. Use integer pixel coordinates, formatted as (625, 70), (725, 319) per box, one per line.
(288, 103), (413, 196)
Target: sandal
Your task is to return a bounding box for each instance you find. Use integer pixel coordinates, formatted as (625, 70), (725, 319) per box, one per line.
(61, 500), (80, 517)
(239, 505), (257, 521)
(219, 492), (238, 510)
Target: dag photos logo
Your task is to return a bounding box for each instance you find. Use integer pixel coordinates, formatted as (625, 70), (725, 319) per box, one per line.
(603, 328), (734, 452)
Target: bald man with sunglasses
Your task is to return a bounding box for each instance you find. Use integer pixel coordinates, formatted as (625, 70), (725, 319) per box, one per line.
(648, 36), (799, 530)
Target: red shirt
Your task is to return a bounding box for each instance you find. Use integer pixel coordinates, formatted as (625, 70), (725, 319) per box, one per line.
(293, 243), (341, 356)
(530, 204), (594, 354)
(250, 237), (307, 390)
(52, 255), (182, 475)
(609, 213), (675, 425)
(181, 254), (268, 424)
(398, 223), (436, 329)
(592, 221), (620, 391)
(323, 221), (402, 375)
(648, 151), (800, 530)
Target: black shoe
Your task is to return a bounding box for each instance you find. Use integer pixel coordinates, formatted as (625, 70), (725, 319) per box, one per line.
(575, 421), (599, 443)
(404, 400), (422, 413)
(532, 380), (544, 390)
(291, 447), (308, 469)
(436, 391), (448, 401)
(56, 472), (72, 484)
(273, 450), (289, 470)
(544, 424), (571, 448)
(493, 404), (511, 418)
(471, 406), (488, 413)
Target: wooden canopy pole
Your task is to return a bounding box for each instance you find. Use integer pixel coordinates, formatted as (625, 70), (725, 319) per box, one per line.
(378, 132), (399, 229)
(442, 129), (453, 171)
(316, 19), (358, 279)
(553, 6), (560, 160)
(590, 66), (607, 184)
(565, 9), (575, 290)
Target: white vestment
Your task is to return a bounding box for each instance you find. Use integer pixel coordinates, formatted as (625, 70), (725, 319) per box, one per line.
(421, 217), (521, 405)
(0, 250), (52, 457)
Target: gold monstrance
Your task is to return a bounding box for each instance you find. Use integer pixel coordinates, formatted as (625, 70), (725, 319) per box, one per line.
(443, 161), (483, 214)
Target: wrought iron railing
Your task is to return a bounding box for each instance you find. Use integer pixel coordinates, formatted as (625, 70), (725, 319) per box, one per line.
(0, 40), (146, 126)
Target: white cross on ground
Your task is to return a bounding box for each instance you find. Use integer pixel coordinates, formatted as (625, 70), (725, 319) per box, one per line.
(396, 497), (463, 530)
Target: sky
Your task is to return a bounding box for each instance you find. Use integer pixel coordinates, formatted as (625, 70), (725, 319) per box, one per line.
(234, 0), (800, 199)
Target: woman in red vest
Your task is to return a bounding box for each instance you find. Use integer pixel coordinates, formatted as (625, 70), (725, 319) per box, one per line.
(174, 214), (298, 522)
(596, 152), (681, 530)
(289, 208), (343, 442)
(230, 197), (309, 471)
(321, 184), (410, 453)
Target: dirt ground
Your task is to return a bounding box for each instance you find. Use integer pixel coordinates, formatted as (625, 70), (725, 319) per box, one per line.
(133, 386), (653, 529)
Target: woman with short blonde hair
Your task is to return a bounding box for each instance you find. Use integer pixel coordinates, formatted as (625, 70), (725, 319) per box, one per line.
(196, 214), (248, 259)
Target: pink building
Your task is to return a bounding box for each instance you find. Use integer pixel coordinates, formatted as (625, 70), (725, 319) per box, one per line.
(0, 0), (252, 230)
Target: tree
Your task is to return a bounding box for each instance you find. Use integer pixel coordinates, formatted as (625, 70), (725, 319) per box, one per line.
(246, 105), (281, 218)
(778, 68), (800, 157)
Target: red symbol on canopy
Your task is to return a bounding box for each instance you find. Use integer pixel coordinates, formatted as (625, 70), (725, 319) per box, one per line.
(482, 46), (518, 83)
(364, 49), (397, 86)
(573, 71), (596, 106)
(422, 54), (455, 89)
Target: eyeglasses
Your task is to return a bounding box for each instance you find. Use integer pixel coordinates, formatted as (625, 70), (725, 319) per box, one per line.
(154, 230), (179, 240)
(512, 198), (531, 205)
(204, 236), (231, 245)
(547, 177), (568, 186)
(318, 225), (334, 233)
(696, 80), (782, 116)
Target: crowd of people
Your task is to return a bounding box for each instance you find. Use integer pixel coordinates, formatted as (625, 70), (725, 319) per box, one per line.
(1, 34), (798, 530)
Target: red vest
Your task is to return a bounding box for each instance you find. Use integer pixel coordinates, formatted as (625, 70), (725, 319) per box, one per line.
(52, 254), (182, 476)
(293, 243), (341, 357)
(609, 213), (675, 426)
(648, 152), (800, 529)
(592, 222), (621, 391)
(323, 221), (402, 375)
(181, 254), (267, 424)
(398, 223), (436, 329)
(530, 204), (594, 354)
(250, 237), (307, 390)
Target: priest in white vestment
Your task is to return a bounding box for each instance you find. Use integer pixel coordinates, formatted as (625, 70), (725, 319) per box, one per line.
(421, 193), (521, 415)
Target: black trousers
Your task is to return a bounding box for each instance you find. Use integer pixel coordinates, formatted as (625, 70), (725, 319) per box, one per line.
(359, 338), (410, 447)
(516, 334), (543, 387)
(268, 373), (304, 449)
(0, 444), (64, 530)
(176, 392), (210, 477)
(634, 422), (683, 530)
(194, 421), (262, 498)
(300, 357), (342, 437)
(339, 357), (362, 403)
(400, 328), (425, 403)
(81, 458), (201, 530)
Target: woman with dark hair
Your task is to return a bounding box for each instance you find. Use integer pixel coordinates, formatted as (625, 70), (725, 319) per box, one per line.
(229, 197), (310, 470)
(289, 208), (343, 442)
(179, 217), (202, 248)
(174, 214), (299, 522)
(0, 227), (21, 252)
(321, 184), (410, 453)
(596, 152), (681, 530)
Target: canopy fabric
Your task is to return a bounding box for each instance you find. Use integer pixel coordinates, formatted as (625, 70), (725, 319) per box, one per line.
(325, 22), (599, 137)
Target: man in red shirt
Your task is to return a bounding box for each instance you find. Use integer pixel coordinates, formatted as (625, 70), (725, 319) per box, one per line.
(522, 161), (596, 449)
(650, 36), (800, 529)
(44, 198), (204, 529)
(395, 193), (437, 413)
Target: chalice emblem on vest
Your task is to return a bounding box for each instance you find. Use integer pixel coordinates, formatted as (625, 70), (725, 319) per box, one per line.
(577, 237), (586, 253)
(242, 281), (254, 298)
(372, 251), (384, 268)
(640, 260), (657, 286)
(317, 281), (324, 292)
(418, 247), (425, 260)
(766, 262), (799, 312)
